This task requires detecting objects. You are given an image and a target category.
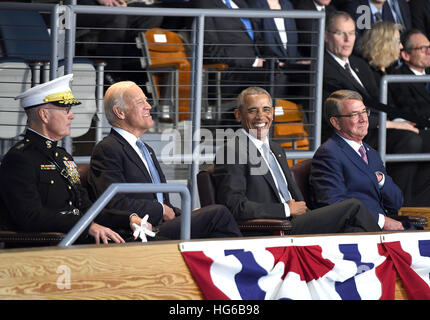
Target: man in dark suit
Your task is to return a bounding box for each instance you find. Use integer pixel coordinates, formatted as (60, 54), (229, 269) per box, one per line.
(192, 0), (289, 100)
(409, 0), (430, 41)
(87, 81), (242, 240)
(293, 0), (336, 57)
(323, 10), (430, 205)
(390, 29), (430, 128)
(0, 74), (129, 244)
(213, 86), (381, 234)
(340, 0), (410, 39)
(310, 90), (408, 230)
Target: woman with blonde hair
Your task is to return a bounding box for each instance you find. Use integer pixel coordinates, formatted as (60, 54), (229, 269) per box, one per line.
(357, 21), (404, 77)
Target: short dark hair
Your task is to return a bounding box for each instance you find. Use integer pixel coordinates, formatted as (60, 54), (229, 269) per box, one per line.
(325, 10), (354, 32)
(400, 28), (425, 53)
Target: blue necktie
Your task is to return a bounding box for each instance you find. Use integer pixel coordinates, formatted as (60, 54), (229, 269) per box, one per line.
(261, 143), (291, 202)
(224, 0), (254, 40)
(136, 139), (164, 203)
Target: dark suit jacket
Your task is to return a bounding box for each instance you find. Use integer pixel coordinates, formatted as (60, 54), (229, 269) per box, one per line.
(88, 129), (179, 226)
(310, 133), (404, 222)
(212, 130), (303, 221)
(193, 0), (260, 69)
(247, 0), (302, 61)
(389, 63), (430, 125)
(293, 0), (335, 57)
(410, 0), (430, 41)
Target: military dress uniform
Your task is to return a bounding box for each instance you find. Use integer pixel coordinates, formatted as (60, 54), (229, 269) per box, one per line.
(0, 129), (131, 240)
(0, 74), (131, 242)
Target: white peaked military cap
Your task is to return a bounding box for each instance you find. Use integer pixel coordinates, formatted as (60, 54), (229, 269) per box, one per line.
(14, 73), (81, 109)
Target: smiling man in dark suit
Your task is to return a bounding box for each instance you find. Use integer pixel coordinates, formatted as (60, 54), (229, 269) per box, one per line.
(87, 81), (242, 240)
(212, 86), (381, 235)
(310, 90), (407, 230)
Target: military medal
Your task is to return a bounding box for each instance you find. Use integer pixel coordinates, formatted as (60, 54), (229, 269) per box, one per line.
(63, 160), (80, 184)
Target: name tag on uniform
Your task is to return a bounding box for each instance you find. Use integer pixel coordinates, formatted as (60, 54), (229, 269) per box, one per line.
(40, 164), (56, 170)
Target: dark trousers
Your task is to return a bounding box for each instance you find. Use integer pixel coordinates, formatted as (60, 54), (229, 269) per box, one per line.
(155, 204), (242, 240)
(291, 198), (381, 235)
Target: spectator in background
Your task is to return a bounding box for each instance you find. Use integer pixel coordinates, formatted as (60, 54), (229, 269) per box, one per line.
(293, 0), (336, 57)
(246, 0), (311, 107)
(192, 0), (291, 101)
(409, 0), (430, 45)
(76, 0), (163, 85)
(357, 21), (403, 86)
(340, 0), (411, 40)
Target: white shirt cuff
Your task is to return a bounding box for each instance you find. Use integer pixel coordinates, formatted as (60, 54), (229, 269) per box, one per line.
(283, 203), (291, 218)
(378, 214), (385, 229)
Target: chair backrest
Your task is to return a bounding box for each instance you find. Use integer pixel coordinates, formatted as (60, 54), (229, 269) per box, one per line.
(273, 99), (309, 156)
(196, 165), (216, 207)
(141, 28), (191, 122)
(290, 158), (313, 208)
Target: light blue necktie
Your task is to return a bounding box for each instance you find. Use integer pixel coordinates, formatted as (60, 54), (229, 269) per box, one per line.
(261, 143), (291, 202)
(136, 139), (164, 203)
(224, 0), (254, 40)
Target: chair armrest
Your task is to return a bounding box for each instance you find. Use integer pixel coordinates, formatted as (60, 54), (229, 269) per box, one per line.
(236, 219), (292, 236)
(398, 207), (430, 229)
(0, 230), (65, 246)
(203, 63), (229, 71)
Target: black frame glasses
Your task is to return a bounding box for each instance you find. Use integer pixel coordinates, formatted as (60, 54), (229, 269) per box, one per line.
(335, 108), (370, 120)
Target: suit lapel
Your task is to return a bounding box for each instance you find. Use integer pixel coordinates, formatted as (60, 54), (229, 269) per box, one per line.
(325, 53), (366, 94)
(110, 129), (153, 182)
(333, 134), (380, 193)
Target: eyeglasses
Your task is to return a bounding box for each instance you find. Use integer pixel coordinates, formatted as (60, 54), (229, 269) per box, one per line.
(335, 108), (370, 121)
(410, 45), (430, 53)
(44, 106), (72, 114)
(327, 30), (357, 38)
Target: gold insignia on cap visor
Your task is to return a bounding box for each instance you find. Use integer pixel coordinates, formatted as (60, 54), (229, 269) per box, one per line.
(43, 90), (80, 105)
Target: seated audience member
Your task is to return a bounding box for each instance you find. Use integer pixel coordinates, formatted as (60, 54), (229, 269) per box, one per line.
(409, 0), (430, 41)
(212, 86), (381, 235)
(357, 21), (403, 85)
(0, 74), (132, 244)
(87, 81), (242, 240)
(390, 29), (430, 130)
(191, 0), (288, 100)
(310, 90), (429, 229)
(76, 0), (163, 84)
(246, 0), (311, 107)
(293, 0), (336, 57)
(323, 11), (430, 204)
(340, 0), (411, 40)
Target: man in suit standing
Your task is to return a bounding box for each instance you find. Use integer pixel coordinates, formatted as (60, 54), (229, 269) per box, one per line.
(213, 86), (381, 235)
(323, 10), (430, 205)
(310, 90), (407, 230)
(87, 81), (242, 240)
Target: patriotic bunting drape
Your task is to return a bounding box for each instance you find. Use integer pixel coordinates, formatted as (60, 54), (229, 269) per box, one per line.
(180, 232), (430, 300)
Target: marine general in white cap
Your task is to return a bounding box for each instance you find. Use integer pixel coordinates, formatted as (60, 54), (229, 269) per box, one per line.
(15, 73), (81, 109)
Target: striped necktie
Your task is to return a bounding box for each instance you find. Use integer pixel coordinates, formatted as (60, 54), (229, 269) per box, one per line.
(359, 145), (368, 164)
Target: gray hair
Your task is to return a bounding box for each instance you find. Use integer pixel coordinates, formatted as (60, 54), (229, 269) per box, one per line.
(324, 89), (363, 122)
(236, 86), (272, 111)
(104, 81), (136, 125)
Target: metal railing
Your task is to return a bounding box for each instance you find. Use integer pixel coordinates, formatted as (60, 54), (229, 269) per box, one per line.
(59, 183), (191, 246)
(379, 74), (430, 163)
